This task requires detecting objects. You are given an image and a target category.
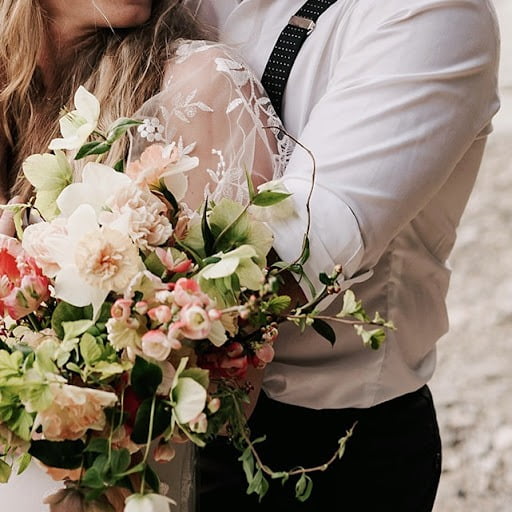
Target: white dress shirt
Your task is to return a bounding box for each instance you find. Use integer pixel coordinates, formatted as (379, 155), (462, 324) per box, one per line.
(189, 0), (500, 408)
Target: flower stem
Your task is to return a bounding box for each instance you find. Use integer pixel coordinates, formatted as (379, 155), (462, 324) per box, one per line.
(140, 395), (157, 494)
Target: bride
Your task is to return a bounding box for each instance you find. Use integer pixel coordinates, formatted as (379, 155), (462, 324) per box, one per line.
(0, 0), (285, 509)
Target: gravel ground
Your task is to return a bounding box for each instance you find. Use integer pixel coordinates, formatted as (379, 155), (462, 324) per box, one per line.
(430, 1), (512, 510)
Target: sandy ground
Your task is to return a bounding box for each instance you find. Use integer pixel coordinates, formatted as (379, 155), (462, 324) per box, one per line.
(430, 1), (512, 510)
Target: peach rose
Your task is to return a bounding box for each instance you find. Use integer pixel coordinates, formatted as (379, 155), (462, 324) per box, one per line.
(35, 384), (117, 441)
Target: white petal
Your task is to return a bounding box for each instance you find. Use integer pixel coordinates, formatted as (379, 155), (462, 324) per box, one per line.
(54, 265), (107, 309)
(201, 256), (239, 280)
(163, 172), (188, 202)
(65, 204), (99, 243)
(173, 377), (207, 424)
(74, 86), (100, 124)
(208, 320), (227, 347)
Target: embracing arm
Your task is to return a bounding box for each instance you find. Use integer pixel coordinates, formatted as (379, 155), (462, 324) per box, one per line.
(267, 0), (500, 298)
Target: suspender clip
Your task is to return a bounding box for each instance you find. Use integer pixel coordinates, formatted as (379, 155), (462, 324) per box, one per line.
(289, 15), (316, 35)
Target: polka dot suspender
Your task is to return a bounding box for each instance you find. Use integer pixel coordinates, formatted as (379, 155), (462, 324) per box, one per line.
(261, 0), (339, 118)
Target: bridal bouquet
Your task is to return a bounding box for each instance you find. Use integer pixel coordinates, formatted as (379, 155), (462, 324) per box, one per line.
(0, 87), (393, 511)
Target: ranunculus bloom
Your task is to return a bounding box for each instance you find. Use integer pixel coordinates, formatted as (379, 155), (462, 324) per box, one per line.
(100, 182), (173, 251)
(125, 142), (198, 200)
(22, 218), (67, 276)
(34, 384), (117, 441)
(141, 330), (173, 361)
(124, 493), (175, 512)
(0, 235), (50, 320)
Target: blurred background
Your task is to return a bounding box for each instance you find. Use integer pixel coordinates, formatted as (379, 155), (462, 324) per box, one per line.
(431, 1), (512, 510)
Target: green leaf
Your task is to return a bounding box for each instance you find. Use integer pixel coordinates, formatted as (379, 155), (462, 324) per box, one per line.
(266, 295), (291, 314)
(312, 318), (336, 346)
(81, 466), (105, 489)
(143, 464), (161, 493)
(0, 459), (12, 483)
(85, 438), (109, 454)
(110, 449), (131, 475)
(29, 439), (84, 469)
(80, 332), (103, 366)
(16, 453), (32, 475)
(51, 302), (92, 339)
(319, 272), (332, 286)
(251, 191), (291, 207)
(130, 398), (172, 444)
(298, 237), (310, 266)
(158, 180), (179, 213)
(245, 169), (256, 201)
(62, 319), (94, 342)
(144, 251), (166, 278)
(106, 118), (142, 144)
(113, 159), (124, 172)
(201, 198), (216, 257)
(75, 141), (111, 160)
(295, 473), (313, 502)
(337, 289), (359, 318)
(180, 368), (210, 390)
(131, 357), (163, 400)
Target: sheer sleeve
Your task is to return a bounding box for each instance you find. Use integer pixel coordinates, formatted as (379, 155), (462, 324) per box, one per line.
(129, 40), (290, 211)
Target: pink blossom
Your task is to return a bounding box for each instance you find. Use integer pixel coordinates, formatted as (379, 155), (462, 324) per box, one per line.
(134, 301), (148, 315)
(208, 398), (221, 414)
(110, 299), (133, 322)
(173, 277), (210, 308)
(179, 304), (211, 340)
(126, 143), (180, 188)
(154, 441), (176, 463)
(155, 247), (193, 274)
(255, 343), (275, 364)
(141, 329), (173, 361)
(189, 412), (208, 434)
(148, 305), (173, 324)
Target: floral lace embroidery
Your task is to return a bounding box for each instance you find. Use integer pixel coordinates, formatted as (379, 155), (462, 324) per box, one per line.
(132, 40), (293, 205)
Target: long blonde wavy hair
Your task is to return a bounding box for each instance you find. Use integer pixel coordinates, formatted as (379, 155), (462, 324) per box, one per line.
(0, 0), (209, 200)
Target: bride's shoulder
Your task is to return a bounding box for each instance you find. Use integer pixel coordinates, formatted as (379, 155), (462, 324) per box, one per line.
(162, 39), (256, 91)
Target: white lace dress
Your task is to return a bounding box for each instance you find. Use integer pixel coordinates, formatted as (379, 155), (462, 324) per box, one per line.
(0, 40), (288, 511)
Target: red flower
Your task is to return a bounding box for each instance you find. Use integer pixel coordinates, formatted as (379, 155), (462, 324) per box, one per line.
(0, 237), (50, 320)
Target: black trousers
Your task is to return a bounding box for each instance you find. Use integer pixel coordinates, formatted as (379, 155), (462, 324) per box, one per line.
(198, 385), (442, 512)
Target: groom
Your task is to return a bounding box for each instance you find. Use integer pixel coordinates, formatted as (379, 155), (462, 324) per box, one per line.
(187, 1), (500, 510)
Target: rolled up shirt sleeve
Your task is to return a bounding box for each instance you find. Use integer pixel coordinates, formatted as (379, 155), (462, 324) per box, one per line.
(268, 0), (500, 300)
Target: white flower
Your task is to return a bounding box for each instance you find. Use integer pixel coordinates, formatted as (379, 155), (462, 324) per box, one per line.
(57, 162), (131, 218)
(170, 358), (207, 425)
(124, 493), (175, 512)
(50, 204), (143, 317)
(200, 244), (265, 290)
(22, 150), (73, 220)
(106, 317), (141, 353)
(49, 86), (100, 151)
(74, 227), (141, 291)
(100, 182), (173, 251)
(137, 117), (165, 142)
(123, 271), (167, 302)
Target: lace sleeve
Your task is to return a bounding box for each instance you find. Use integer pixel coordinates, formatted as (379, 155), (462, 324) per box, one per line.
(129, 40), (290, 211)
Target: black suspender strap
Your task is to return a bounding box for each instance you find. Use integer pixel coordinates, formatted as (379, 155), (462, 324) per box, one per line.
(261, 0), (338, 117)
